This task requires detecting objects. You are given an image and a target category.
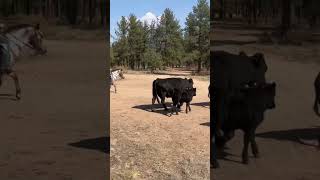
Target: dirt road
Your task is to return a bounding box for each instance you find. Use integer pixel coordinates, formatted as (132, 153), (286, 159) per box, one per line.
(211, 27), (320, 180)
(111, 73), (210, 180)
(0, 40), (108, 180)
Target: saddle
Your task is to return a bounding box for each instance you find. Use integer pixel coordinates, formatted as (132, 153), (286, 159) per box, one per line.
(0, 42), (11, 73)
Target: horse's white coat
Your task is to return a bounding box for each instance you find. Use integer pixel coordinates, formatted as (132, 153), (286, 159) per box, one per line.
(5, 27), (38, 66)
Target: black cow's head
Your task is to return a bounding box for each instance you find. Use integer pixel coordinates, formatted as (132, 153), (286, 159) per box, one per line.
(239, 51), (247, 56)
(251, 52), (268, 72)
(241, 81), (276, 110)
(188, 78), (193, 85)
(183, 87), (197, 100)
(192, 88), (196, 96)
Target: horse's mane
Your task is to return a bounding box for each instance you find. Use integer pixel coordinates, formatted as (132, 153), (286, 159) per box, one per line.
(4, 24), (34, 34)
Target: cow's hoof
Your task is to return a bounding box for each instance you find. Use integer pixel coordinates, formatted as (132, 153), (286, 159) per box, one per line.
(242, 158), (249, 164)
(211, 161), (220, 169)
(16, 94), (21, 100)
(254, 153), (260, 158)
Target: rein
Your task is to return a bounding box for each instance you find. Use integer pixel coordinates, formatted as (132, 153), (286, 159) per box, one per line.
(6, 32), (35, 50)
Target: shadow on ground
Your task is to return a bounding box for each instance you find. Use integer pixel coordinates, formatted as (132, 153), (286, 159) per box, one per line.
(69, 136), (110, 154)
(0, 93), (18, 101)
(200, 122), (210, 127)
(256, 127), (320, 147)
(132, 104), (177, 116)
(191, 102), (209, 108)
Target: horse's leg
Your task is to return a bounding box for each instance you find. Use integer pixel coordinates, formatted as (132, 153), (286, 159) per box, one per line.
(8, 71), (21, 100)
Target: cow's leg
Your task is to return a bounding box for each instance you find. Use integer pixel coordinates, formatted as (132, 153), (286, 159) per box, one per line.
(250, 130), (260, 158)
(161, 97), (168, 111)
(211, 129), (220, 168)
(242, 131), (250, 164)
(151, 96), (156, 112)
(314, 87), (320, 116)
(188, 102), (191, 112)
(225, 130), (235, 141)
(215, 90), (226, 137)
(0, 74), (2, 87)
(171, 98), (179, 115)
(178, 102), (183, 110)
(174, 93), (182, 115)
(8, 71), (21, 100)
(185, 103), (188, 114)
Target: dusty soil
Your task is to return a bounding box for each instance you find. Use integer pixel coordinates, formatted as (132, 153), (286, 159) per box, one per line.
(0, 40), (108, 179)
(211, 24), (320, 180)
(111, 73), (210, 179)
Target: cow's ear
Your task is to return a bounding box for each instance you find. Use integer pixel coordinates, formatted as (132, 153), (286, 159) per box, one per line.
(35, 23), (40, 30)
(252, 53), (264, 67)
(239, 51), (247, 56)
(188, 79), (193, 83)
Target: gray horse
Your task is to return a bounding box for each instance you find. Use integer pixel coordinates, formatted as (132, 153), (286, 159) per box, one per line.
(0, 23), (46, 100)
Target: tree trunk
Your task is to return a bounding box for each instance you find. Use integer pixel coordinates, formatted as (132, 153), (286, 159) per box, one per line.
(197, 59), (202, 73)
(281, 0), (291, 37)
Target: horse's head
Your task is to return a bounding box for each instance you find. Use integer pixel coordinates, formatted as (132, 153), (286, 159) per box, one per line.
(28, 24), (47, 55)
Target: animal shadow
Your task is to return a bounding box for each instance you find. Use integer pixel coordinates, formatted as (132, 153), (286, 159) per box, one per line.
(256, 127), (320, 148)
(0, 93), (18, 101)
(216, 146), (244, 165)
(191, 102), (209, 108)
(200, 122), (210, 126)
(69, 136), (110, 154)
(132, 104), (180, 117)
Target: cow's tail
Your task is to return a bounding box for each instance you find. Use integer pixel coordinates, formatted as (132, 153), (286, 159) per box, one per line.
(314, 89), (320, 117)
(152, 80), (161, 104)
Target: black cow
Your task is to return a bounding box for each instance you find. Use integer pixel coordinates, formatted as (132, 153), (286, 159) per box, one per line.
(152, 78), (194, 114)
(211, 50), (267, 136)
(175, 87), (197, 114)
(216, 82), (276, 164)
(210, 50), (268, 168)
(313, 72), (320, 116)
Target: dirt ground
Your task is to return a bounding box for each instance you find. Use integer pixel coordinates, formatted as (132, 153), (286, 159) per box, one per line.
(211, 24), (320, 180)
(110, 72), (210, 179)
(0, 40), (108, 180)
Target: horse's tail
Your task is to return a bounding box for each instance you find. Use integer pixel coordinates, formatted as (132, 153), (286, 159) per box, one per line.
(153, 80), (160, 104)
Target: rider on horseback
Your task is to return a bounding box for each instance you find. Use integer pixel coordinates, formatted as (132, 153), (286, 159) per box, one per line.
(0, 23), (11, 75)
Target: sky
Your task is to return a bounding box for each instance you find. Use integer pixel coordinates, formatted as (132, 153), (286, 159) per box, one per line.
(110, 0), (204, 42)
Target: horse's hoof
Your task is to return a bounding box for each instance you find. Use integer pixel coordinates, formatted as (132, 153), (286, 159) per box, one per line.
(16, 94), (21, 100)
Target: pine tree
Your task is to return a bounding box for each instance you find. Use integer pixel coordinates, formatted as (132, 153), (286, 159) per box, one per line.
(157, 8), (184, 68)
(185, 0), (209, 72)
(113, 16), (129, 66)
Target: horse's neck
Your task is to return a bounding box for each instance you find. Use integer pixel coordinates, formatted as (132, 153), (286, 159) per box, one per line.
(5, 28), (33, 59)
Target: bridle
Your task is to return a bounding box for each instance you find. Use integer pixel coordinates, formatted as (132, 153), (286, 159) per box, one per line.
(6, 32), (39, 50)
